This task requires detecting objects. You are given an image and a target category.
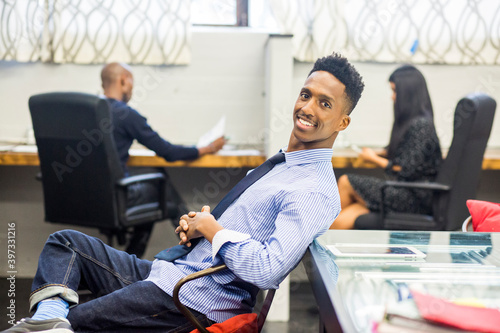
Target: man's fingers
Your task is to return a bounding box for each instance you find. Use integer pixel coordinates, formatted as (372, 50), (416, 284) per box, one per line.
(178, 237), (192, 247)
(178, 219), (189, 231)
(178, 229), (190, 243)
(201, 205), (211, 213)
(188, 211), (196, 217)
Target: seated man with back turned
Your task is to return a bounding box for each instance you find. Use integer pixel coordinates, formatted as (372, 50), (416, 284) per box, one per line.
(101, 63), (226, 257)
(3, 53), (364, 333)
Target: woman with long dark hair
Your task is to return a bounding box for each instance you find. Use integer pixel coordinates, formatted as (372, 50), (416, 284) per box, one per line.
(331, 65), (442, 229)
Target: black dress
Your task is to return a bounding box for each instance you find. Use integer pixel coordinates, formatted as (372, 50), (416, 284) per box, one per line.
(347, 117), (442, 214)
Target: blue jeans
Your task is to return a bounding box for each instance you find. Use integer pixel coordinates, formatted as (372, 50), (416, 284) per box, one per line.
(30, 230), (212, 332)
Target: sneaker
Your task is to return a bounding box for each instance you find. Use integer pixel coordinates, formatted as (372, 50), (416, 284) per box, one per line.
(1, 318), (73, 333)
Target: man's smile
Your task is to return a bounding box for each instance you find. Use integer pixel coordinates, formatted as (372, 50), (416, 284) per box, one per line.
(296, 114), (317, 129)
(298, 118), (315, 127)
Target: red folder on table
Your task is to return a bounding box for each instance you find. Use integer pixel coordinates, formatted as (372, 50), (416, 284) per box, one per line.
(412, 290), (500, 333)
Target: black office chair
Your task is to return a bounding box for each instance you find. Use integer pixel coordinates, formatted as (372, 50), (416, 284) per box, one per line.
(29, 92), (167, 250)
(355, 92), (496, 231)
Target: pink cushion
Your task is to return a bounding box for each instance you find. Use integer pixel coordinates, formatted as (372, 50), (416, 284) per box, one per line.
(189, 313), (258, 333)
(466, 200), (500, 232)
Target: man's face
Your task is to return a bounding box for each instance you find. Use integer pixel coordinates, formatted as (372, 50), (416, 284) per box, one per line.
(121, 72), (134, 103)
(291, 70), (351, 150)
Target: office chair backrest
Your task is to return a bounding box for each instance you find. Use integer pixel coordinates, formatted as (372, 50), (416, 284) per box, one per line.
(433, 93), (496, 230)
(29, 92), (124, 228)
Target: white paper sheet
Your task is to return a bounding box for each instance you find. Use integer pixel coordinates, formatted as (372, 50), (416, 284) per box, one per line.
(196, 116), (226, 148)
(128, 149), (156, 156)
(217, 149), (261, 156)
(11, 145), (38, 153)
(0, 145), (15, 152)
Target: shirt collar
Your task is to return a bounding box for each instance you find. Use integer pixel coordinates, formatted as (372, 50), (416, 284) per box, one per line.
(279, 147), (333, 166)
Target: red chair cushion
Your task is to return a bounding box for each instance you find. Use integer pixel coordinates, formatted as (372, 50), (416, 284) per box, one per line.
(189, 313), (258, 333)
(466, 200), (500, 232)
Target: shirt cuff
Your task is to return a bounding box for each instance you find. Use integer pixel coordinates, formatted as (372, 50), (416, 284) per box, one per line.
(212, 229), (250, 260)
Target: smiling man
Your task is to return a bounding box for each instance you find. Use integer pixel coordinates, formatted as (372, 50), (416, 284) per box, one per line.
(3, 53), (363, 333)
(292, 68), (354, 150)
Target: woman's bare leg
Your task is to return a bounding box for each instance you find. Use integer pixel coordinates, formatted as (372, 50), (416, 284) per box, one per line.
(331, 175), (369, 229)
(330, 203), (369, 229)
(337, 175), (365, 208)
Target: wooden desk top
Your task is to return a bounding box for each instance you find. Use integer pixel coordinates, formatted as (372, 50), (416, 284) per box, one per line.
(127, 153), (266, 168)
(331, 148), (500, 170)
(0, 150), (266, 168)
(1, 148), (500, 170)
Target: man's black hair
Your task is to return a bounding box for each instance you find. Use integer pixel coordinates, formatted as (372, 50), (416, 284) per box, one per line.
(308, 53), (364, 114)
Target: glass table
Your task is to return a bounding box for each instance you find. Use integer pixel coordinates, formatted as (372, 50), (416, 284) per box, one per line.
(303, 230), (500, 333)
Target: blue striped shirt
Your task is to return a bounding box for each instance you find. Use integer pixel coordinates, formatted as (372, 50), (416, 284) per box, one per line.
(146, 148), (340, 322)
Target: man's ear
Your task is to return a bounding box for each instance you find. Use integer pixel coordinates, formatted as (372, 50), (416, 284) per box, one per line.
(338, 115), (351, 131)
(119, 73), (127, 87)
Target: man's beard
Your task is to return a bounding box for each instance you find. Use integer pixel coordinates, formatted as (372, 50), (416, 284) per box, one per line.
(122, 93), (130, 103)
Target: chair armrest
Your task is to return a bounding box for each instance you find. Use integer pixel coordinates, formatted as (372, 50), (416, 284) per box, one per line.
(382, 180), (450, 191)
(116, 172), (165, 187)
(115, 172), (167, 226)
(462, 216), (472, 232)
(379, 181), (450, 217)
(173, 264), (277, 332)
(173, 264), (228, 333)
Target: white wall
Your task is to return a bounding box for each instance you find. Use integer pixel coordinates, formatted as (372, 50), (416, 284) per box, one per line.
(1, 29), (499, 150)
(0, 29), (269, 149)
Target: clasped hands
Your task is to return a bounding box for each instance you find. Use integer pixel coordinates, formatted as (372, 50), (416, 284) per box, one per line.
(175, 205), (221, 247)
